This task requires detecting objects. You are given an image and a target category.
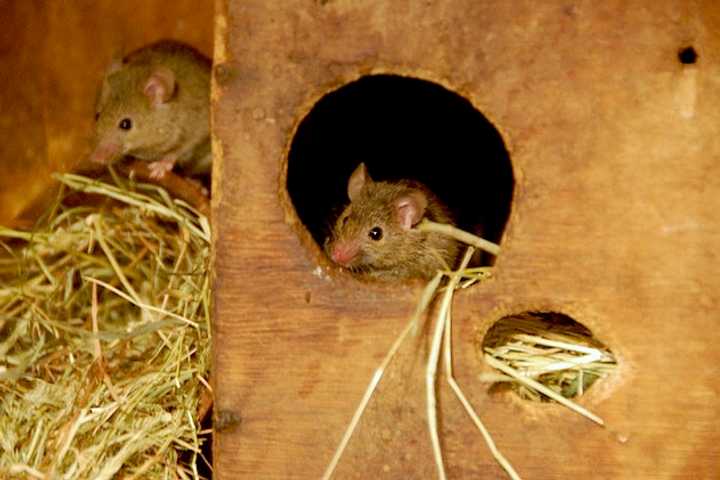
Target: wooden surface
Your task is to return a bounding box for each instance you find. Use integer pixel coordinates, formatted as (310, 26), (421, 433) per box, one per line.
(0, 0), (213, 227)
(212, 1), (720, 478)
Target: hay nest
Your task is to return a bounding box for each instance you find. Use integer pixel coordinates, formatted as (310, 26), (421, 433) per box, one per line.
(482, 312), (616, 413)
(0, 173), (212, 479)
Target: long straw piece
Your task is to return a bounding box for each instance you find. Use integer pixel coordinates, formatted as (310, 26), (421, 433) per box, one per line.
(425, 249), (474, 480)
(417, 220), (500, 256)
(322, 273), (444, 480)
(443, 252), (521, 480)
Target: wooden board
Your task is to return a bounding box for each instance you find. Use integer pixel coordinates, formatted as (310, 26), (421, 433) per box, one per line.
(212, 1), (720, 478)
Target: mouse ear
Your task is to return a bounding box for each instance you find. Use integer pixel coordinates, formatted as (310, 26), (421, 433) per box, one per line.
(143, 66), (176, 108)
(395, 190), (428, 230)
(97, 59), (124, 110)
(347, 163), (374, 201)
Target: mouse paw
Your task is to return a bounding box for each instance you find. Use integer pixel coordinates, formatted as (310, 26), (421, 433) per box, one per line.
(148, 158), (175, 179)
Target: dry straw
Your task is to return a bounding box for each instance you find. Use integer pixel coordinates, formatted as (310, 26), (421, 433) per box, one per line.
(0, 173), (212, 479)
(482, 312), (616, 425)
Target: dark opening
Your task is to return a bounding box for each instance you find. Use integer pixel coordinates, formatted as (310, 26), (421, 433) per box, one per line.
(286, 75), (514, 265)
(481, 312), (617, 402)
(678, 46), (698, 65)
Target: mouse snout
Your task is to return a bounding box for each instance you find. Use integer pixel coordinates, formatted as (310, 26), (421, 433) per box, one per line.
(90, 141), (122, 164)
(330, 242), (359, 266)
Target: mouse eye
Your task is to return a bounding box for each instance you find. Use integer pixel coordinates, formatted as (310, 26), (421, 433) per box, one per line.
(368, 226), (383, 241)
(341, 215), (349, 227)
(94, 112), (100, 122)
(118, 118), (132, 130)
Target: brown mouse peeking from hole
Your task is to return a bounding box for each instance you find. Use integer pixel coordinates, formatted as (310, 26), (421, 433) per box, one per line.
(90, 40), (211, 180)
(325, 163), (461, 280)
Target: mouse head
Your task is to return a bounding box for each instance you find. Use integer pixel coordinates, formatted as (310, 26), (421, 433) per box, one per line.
(326, 163), (430, 274)
(90, 63), (177, 165)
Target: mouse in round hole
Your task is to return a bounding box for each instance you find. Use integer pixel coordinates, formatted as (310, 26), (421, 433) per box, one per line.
(325, 163), (461, 280)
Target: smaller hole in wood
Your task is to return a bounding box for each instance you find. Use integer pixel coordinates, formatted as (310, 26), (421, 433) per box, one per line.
(678, 46), (698, 65)
(480, 312), (616, 402)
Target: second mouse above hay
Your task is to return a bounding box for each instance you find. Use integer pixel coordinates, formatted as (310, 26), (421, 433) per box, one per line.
(325, 163), (461, 280)
(90, 40), (211, 179)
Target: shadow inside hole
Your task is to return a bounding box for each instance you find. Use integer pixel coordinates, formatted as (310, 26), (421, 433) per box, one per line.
(678, 46), (698, 65)
(481, 312), (616, 402)
(286, 74), (513, 266)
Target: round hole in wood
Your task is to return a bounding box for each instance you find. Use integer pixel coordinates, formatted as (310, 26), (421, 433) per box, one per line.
(286, 74), (514, 274)
(480, 312), (616, 402)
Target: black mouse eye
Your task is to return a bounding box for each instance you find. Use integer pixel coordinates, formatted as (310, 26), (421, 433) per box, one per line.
(341, 215), (349, 226)
(368, 226), (383, 241)
(118, 118), (132, 130)
(94, 112), (100, 122)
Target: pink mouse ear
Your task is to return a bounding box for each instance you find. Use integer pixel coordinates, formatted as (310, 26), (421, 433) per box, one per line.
(395, 190), (428, 230)
(347, 162), (374, 201)
(143, 66), (176, 107)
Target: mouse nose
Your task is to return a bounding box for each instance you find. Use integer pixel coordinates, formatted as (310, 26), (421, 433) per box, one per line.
(330, 243), (359, 266)
(90, 141), (121, 164)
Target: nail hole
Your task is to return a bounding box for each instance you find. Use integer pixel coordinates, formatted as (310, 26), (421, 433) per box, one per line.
(678, 46), (698, 65)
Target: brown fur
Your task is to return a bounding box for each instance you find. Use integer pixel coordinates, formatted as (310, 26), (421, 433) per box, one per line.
(325, 166), (460, 280)
(92, 40), (211, 176)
